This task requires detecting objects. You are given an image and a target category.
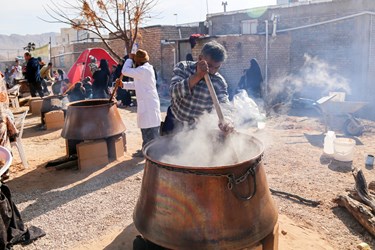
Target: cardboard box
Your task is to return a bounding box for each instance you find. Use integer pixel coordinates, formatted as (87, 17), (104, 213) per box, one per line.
(30, 99), (43, 115)
(45, 110), (65, 130)
(76, 140), (108, 169)
(107, 135), (125, 160)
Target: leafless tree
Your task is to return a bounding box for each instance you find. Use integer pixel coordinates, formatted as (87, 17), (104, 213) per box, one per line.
(42, 0), (157, 60)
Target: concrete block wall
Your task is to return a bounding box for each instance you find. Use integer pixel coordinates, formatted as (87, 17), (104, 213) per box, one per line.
(189, 35), (291, 97)
(160, 45), (176, 88)
(207, 0), (375, 103)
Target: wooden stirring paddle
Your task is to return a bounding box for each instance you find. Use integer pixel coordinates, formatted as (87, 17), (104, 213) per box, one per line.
(204, 73), (239, 161)
(109, 79), (121, 103)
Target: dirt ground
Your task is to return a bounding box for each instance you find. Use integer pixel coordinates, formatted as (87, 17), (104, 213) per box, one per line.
(5, 102), (375, 250)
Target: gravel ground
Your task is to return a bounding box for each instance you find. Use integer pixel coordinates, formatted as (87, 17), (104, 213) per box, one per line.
(4, 105), (375, 249)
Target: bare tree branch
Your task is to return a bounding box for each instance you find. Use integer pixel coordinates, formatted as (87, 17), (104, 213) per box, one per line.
(41, 0), (158, 61)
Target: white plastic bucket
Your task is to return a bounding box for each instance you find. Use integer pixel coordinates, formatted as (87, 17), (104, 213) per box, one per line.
(333, 138), (355, 162)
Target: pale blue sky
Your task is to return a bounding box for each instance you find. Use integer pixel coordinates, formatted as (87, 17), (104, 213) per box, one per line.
(0, 0), (276, 35)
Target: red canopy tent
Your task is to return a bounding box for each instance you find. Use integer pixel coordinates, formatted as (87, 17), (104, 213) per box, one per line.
(67, 48), (118, 84)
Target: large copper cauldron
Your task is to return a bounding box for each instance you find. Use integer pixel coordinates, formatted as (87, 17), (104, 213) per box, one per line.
(134, 132), (278, 249)
(61, 99), (126, 140)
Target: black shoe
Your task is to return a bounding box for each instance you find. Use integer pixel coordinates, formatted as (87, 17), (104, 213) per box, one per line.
(132, 150), (143, 158)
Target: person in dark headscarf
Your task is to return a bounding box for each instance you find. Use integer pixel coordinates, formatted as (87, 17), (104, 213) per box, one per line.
(66, 82), (86, 102)
(238, 58), (263, 99)
(82, 76), (93, 99)
(186, 53), (193, 61)
(92, 59), (110, 99)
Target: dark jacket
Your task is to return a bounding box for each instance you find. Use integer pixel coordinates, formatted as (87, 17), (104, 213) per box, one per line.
(0, 184), (45, 249)
(25, 57), (41, 83)
(92, 69), (110, 91)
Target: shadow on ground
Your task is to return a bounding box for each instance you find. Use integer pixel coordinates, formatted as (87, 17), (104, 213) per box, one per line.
(104, 223), (139, 250)
(6, 157), (145, 221)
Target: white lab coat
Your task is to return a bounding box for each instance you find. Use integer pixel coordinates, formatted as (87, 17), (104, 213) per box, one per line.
(121, 59), (161, 129)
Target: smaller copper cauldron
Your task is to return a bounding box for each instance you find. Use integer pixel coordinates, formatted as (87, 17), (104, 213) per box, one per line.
(61, 99), (126, 140)
(41, 95), (69, 113)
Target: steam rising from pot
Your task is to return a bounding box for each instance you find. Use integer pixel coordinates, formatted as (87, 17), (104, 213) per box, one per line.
(149, 112), (262, 167)
(268, 54), (351, 111)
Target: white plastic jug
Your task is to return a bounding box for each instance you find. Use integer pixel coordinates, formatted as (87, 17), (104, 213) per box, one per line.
(323, 131), (336, 155)
(333, 138), (355, 162)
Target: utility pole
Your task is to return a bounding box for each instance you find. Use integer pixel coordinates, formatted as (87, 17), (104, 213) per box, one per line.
(49, 37), (52, 62)
(222, 1), (227, 12)
(174, 13), (178, 26)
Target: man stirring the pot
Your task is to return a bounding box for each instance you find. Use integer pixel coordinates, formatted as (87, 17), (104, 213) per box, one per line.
(117, 49), (161, 158)
(161, 40), (233, 135)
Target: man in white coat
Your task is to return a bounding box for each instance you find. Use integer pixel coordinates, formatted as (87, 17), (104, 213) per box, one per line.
(118, 49), (161, 157)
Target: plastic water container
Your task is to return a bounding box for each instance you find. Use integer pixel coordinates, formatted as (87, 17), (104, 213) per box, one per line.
(323, 131), (336, 155)
(333, 138), (355, 162)
(257, 113), (266, 129)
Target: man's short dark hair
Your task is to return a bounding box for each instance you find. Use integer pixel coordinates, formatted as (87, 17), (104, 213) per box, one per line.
(48, 62), (52, 66)
(201, 41), (227, 62)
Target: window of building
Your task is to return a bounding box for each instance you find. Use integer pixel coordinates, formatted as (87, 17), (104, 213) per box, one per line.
(241, 20), (258, 34)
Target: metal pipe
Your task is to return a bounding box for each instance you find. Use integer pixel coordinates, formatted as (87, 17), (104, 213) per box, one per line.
(368, 15), (373, 97)
(259, 11), (375, 35)
(265, 20), (268, 99)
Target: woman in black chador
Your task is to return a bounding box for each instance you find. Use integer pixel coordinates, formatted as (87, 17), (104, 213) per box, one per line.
(92, 59), (110, 99)
(238, 58), (263, 99)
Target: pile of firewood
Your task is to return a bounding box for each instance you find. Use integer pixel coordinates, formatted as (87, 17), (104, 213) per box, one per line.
(333, 168), (375, 237)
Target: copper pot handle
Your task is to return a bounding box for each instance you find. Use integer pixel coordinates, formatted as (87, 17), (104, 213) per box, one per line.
(227, 165), (257, 201)
(149, 158), (261, 202)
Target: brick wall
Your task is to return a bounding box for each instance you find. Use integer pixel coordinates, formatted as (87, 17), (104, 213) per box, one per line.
(110, 25), (199, 80)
